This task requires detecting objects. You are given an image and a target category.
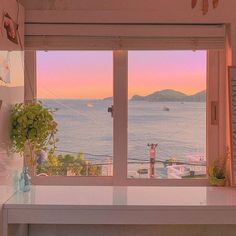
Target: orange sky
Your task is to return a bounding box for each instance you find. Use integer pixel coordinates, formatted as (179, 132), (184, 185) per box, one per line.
(37, 51), (206, 99)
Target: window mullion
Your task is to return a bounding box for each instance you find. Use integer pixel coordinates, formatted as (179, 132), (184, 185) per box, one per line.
(24, 50), (37, 103)
(113, 50), (128, 185)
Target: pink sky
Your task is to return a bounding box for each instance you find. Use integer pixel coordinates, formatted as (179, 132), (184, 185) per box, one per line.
(37, 51), (206, 99)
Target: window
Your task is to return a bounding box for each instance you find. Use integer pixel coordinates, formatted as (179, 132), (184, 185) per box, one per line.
(36, 51), (113, 177)
(25, 23), (227, 185)
(128, 51), (206, 179)
(35, 49), (208, 182)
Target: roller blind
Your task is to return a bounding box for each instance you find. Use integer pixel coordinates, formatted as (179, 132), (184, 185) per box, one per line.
(25, 24), (225, 50)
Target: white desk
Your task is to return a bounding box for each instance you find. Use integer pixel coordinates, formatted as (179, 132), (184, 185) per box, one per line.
(3, 186), (236, 236)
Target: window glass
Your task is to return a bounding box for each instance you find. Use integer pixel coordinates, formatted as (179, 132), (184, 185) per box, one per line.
(37, 51), (113, 176)
(128, 51), (206, 179)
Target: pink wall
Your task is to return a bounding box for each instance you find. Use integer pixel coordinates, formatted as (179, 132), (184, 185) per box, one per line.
(0, 0), (24, 50)
(0, 1), (24, 235)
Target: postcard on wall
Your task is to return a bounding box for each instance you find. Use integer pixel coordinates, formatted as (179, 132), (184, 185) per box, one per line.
(0, 51), (10, 84)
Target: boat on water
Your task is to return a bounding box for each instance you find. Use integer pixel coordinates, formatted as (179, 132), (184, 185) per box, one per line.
(163, 106), (170, 111)
(86, 103), (94, 108)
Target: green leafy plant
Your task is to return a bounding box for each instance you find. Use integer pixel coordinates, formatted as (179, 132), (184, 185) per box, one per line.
(37, 152), (102, 176)
(10, 102), (58, 173)
(208, 150), (229, 186)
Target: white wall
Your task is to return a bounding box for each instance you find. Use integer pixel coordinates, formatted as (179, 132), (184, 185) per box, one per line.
(0, 1), (24, 235)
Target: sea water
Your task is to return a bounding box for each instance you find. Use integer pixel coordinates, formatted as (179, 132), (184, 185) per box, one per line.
(41, 99), (206, 177)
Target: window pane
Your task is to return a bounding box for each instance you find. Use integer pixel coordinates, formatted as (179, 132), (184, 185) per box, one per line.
(128, 51), (206, 179)
(36, 51), (113, 176)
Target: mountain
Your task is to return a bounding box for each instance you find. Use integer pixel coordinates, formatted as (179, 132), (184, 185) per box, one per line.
(103, 97), (113, 101)
(185, 90), (206, 102)
(131, 89), (206, 102)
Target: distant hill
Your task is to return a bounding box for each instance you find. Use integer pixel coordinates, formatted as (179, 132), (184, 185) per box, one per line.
(131, 89), (206, 102)
(103, 97), (113, 101)
(184, 90), (206, 102)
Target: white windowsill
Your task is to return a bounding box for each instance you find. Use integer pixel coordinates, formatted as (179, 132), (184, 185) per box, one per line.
(5, 185), (234, 207)
(4, 186), (236, 225)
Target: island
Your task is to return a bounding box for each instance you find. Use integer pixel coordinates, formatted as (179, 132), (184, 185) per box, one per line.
(131, 89), (206, 102)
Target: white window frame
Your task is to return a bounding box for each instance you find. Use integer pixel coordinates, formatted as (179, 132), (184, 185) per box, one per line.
(24, 24), (229, 186)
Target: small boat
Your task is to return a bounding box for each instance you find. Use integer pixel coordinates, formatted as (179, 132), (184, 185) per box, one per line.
(86, 103), (94, 108)
(163, 106), (170, 111)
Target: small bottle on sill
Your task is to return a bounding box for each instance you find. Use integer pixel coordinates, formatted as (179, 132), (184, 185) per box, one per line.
(19, 167), (31, 192)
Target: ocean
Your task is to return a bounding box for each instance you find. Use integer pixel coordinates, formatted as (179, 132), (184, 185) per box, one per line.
(41, 99), (206, 177)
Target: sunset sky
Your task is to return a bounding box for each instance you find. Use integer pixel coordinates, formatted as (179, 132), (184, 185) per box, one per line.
(37, 50), (206, 99)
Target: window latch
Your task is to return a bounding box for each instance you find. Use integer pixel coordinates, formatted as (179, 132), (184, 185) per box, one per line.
(108, 105), (113, 118)
(211, 101), (219, 125)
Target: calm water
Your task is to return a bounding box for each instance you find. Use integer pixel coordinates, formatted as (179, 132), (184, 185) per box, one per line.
(41, 99), (206, 165)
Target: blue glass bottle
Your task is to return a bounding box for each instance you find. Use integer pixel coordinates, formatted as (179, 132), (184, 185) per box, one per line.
(19, 167), (31, 192)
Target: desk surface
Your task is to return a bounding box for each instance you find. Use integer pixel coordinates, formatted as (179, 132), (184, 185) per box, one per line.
(4, 186), (236, 208)
(4, 186), (236, 225)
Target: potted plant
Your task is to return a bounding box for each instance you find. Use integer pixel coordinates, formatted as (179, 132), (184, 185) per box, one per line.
(10, 102), (58, 176)
(208, 151), (229, 186)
